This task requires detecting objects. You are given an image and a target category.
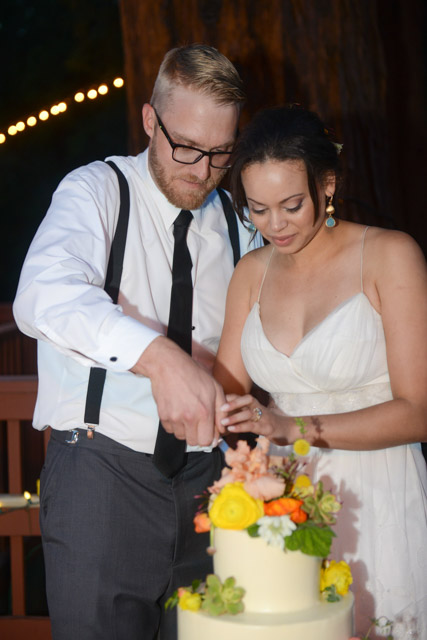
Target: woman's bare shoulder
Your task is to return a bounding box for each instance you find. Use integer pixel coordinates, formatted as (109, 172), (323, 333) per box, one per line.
(236, 243), (274, 274)
(341, 222), (424, 262)
(229, 245), (274, 301)
(365, 226), (425, 264)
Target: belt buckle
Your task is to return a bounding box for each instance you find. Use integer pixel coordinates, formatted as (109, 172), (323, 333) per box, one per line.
(65, 429), (80, 444)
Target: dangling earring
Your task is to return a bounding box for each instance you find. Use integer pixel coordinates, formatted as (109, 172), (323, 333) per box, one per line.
(325, 195), (336, 228)
(247, 215), (256, 233)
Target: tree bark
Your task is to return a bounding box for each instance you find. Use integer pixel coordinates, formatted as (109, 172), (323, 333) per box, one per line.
(119, 0), (426, 247)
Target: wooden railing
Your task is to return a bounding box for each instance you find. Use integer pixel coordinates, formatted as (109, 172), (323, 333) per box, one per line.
(0, 376), (51, 639)
(0, 321), (37, 376)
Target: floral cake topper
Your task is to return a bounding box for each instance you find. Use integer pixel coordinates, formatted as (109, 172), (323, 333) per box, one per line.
(197, 429), (341, 559)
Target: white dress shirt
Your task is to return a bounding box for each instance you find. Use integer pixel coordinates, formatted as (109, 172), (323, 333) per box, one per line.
(13, 150), (260, 452)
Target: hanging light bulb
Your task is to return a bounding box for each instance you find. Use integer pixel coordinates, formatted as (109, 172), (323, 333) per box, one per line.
(113, 77), (124, 88)
(87, 89), (98, 100)
(74, 92), (85, 103)
(98, 84), (108, 95)
(27, 116), (37, 126)
(39, 110), (49, 121)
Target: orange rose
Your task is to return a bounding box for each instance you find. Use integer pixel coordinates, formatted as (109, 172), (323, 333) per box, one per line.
(193, 512), (211, 533)
(264, 497), (307, 523)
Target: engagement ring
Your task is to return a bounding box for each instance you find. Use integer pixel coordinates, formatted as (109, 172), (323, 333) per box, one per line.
(252, 407), (262, 422)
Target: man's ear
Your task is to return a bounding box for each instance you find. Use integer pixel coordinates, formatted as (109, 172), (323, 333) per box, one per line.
(142, 104), (155, 139)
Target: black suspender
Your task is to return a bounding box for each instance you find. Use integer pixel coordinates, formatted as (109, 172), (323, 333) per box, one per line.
(217, 187), (240, 267)
(83, 160), (130, 433)
(83, 167), (240, 433)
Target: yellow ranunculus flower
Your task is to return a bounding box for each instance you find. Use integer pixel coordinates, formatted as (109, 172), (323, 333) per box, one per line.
(320, 560), (353, 596)
(293, 438), (311, 456)
(178, 590), (202, 612)
(209, 482), (264, 530)
(294, 474), (312, 489)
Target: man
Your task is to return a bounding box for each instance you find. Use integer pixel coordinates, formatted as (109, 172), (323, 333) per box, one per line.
(13, 45), (260, 639)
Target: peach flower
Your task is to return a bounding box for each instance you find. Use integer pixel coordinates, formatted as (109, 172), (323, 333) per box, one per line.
(193, 512), (211, 533)
(208, 438), (285, 501)
(244, 475), (286, 501)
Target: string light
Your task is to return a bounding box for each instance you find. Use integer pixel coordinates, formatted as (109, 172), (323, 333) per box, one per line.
(0, 490), (39, 514)
(1, 77), (125, 146)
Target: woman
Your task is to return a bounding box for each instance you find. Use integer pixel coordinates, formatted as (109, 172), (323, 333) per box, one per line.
(214, 105), (427, 639)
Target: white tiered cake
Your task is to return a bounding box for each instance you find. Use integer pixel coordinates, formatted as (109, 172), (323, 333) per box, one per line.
(179, 529), (353, 640)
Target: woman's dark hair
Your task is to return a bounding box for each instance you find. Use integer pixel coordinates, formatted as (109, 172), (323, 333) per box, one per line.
(229, 104), (341, 225)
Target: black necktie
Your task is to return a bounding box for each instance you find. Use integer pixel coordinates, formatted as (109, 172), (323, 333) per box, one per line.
(152, 210), (193, 477)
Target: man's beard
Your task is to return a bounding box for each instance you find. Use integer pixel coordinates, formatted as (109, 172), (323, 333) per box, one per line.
(148, 142), (226, 210)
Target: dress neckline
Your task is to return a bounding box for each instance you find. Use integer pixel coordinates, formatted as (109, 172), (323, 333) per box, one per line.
(253, 292), (380, 359)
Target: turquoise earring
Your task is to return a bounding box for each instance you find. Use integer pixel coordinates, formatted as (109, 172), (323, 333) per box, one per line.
(247, 215), (256, 233)
(325, 196), (336, 228)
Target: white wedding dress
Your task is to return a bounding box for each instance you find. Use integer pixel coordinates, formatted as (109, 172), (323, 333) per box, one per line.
(241, 230), (427, 639)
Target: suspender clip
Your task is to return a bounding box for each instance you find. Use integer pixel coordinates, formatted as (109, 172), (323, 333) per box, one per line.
(86, 425), (96, 439)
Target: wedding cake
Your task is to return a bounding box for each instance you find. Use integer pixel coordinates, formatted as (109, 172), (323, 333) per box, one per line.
(178, 528), (353, 639)
(170, 437), (354, 639)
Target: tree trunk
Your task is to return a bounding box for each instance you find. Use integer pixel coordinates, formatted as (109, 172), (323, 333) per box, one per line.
(119, 0), (426, 248)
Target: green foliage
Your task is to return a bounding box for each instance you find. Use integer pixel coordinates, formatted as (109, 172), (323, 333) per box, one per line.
(165, 591), (179, 611)
(294, 417), (307, 435)
(323, 585), (341, 602)
(284, 522), (335, 557)
(246, 523), (260, 537)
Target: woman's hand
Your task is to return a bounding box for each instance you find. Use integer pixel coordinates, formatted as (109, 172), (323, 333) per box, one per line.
(218, 393), (296, 446)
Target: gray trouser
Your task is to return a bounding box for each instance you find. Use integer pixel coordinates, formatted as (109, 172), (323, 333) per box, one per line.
(40, 428), (223, 640)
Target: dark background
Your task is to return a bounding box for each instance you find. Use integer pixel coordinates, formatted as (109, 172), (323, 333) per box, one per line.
(0, 0), (127, 302)
(0, 0), (426, 304)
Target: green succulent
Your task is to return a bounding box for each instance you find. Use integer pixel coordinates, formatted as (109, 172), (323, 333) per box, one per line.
(301, 481), (341, 525)
(201, 575), (245, 616)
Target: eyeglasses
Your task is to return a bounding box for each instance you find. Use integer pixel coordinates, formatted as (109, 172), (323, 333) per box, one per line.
(153, 108), (233, 169)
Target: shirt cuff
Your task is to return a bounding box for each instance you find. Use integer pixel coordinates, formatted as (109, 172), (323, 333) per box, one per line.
(92, 314), (162, 372)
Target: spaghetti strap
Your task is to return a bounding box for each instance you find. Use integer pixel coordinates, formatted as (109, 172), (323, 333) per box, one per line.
(257, 247), (275, 303)
(360, 226), (370, 293)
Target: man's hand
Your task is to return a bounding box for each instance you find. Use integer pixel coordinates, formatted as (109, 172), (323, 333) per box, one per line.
(131, 336), (225, 446)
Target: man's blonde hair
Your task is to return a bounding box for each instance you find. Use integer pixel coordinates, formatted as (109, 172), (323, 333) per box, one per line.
(150, 44), (245, 112)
